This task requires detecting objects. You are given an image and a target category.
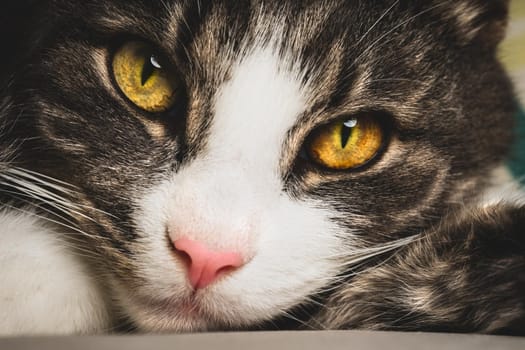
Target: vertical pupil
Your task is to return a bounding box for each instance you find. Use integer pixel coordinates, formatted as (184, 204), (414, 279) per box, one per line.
(341, 119), (357, 148)
(140, 54), (161, 86)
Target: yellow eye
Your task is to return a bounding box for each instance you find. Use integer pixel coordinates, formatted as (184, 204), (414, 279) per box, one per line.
(307, 115), (384, 170)
(112, 41), (178, 113)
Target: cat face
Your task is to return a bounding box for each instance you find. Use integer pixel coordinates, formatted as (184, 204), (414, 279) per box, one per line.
(1, 0), (514, 331)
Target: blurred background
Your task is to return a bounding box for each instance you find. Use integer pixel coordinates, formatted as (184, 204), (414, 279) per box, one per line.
(501, 1), (525, 103)
(501, 1), (525, 179)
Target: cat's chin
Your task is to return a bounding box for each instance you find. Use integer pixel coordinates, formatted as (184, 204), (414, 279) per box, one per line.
(118, 295), (213, 332)
(132, 305), (213, 333)
(116, 287), (261, 332)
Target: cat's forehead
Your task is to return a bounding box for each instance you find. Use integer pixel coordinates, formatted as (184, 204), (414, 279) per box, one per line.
(87, 0), (443, 125)
(94, 0), (355, 83)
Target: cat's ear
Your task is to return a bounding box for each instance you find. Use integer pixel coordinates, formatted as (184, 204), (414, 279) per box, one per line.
(438, 0), (510, 47)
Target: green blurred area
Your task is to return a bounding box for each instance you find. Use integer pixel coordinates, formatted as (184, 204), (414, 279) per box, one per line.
(510, 1), (525, 18)
(504, 1), (525, 181)
(500, 36), (525, 71)
(500, 1), (525, 71)
(510, 107), (525, 182)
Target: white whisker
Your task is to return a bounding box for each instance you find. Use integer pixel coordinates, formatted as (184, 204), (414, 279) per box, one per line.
(1, 180), (80, 213)
(0, 187), (82, 227)
(0, 176), (101, 227)
(348, 3), (447, 74)
(0, 203), (101, 241)
(279, 309), (317, 330)
(354, 0), (400, 48)
(8, 167), (78, 193)
(1, 167), (118, 219)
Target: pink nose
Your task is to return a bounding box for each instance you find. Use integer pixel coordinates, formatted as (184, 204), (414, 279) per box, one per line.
(173, 238), (244, 290)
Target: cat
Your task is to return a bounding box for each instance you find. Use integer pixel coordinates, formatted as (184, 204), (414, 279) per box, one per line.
(1, 0), (525, 336)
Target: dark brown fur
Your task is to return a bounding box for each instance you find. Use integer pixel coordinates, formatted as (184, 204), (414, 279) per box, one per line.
(310, 205), (525, 335)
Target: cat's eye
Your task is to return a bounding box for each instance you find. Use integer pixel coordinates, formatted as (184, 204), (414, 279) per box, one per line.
(306, 115), (384, 170)
(112, 41), (178, 113)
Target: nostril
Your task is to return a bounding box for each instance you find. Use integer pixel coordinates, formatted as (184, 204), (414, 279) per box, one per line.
(216, 265), (238, 276)
(172, 243), (192, 268)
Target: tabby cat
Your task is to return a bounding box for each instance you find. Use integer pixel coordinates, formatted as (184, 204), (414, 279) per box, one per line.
(1, 0), (525, 336)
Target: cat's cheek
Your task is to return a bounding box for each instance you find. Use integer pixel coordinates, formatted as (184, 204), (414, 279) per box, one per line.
(122, 181), (346, 330)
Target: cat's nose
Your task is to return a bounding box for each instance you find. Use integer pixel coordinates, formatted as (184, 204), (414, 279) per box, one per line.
(172, 238), (244, 290)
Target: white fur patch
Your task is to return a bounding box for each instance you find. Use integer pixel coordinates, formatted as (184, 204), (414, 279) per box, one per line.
(480, 165), (525, 206)
(0, 210), (111, 335)
(130, 47), (349, 330)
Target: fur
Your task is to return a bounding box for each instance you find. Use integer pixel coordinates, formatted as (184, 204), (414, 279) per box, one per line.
(1, 0), (524, 335)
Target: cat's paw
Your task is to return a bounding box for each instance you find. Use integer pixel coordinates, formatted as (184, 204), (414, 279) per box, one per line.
(311, 204), (525, 334)
(0, 210), (112, 336)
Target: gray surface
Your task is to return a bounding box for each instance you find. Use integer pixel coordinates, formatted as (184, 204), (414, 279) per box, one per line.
(1, 331), (524, 350)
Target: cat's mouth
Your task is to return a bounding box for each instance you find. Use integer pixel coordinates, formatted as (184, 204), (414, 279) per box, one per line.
(118, 277), (222, 332)
(116, 243), (233, 332)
